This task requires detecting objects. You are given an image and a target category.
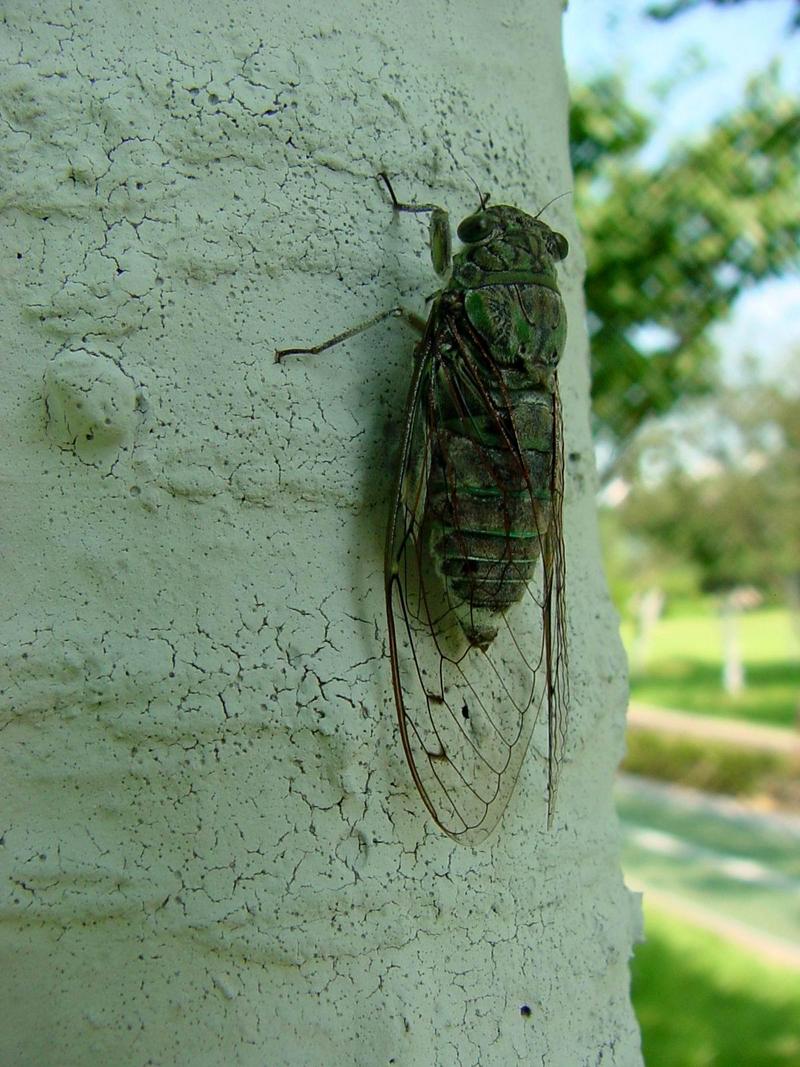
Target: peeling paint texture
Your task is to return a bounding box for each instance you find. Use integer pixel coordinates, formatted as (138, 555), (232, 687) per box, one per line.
(0, 2), (641, 1065)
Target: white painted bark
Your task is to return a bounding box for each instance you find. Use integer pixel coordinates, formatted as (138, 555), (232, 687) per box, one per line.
(721, 598), (745, 697)
(0, 2), (641, 1064)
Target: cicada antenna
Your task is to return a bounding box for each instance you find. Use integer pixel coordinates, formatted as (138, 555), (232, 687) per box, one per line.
(465, 171), (490, 211)
(442, 144), (490, 211)
(534, 191), (572, 220)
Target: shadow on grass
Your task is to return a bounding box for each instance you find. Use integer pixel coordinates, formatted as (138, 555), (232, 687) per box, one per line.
(631, 660), (799, 729)
(633, 909), (800, 1067)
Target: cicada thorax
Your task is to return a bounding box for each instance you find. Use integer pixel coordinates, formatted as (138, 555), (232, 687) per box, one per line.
(426, 231), (567, 649)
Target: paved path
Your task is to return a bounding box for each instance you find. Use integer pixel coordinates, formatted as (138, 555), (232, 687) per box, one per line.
(617, 773), (800, 971)
(628, 701), (800, 755)
(631, 885), (800, 971)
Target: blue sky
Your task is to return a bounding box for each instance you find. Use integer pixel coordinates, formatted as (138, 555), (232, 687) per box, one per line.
(565, 0), (798, 143)
(563, 0), (800, 383)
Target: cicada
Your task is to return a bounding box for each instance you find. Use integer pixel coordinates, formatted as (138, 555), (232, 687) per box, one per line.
(277, 174), (569, 844)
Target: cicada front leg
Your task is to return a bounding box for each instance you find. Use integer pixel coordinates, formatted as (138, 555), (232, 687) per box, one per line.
(377, 173), (452, 278)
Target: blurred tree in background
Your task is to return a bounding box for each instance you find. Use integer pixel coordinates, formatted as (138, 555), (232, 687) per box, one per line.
(615, 361), (800, 596)
(570, 69), (800, 482)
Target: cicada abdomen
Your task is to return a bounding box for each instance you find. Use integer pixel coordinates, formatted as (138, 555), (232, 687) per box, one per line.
(429, 383), (557, 649)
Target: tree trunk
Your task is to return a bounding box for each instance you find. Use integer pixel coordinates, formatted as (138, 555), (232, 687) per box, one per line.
(720, 592), (745, 697)
(0, 2), (641, 1064)
(630, 586), (665, 675)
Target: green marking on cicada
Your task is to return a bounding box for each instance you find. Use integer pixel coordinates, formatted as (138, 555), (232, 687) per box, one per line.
(277, 171), (571, 844)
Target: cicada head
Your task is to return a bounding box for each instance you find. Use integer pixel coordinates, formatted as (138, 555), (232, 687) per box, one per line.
(456, 204), (569, 278)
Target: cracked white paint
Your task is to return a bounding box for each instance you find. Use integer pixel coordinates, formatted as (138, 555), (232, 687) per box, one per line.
(0, 2), (642, 1065)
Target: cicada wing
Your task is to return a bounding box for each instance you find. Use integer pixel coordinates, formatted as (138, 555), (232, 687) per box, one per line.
(386, 318), (566, 845)
(540, 378), (569, 827)
(384, 327), (447, 816)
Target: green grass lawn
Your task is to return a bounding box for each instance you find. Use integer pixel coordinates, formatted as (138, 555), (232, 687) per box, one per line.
(620, 603), (799, 729)
(633, 904), (800, 1067)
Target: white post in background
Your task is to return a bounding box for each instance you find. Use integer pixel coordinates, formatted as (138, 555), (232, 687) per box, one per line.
(0, 2), (641, 1064)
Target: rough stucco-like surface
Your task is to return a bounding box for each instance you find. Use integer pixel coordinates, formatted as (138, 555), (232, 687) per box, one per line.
(0, 2), (642, 1065)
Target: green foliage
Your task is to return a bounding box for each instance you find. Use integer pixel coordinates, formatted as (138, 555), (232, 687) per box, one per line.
(621, 472), (771, 591)
(569, 75), (650, 178)
(571, 70), (800, 465)
(616, 375), (800, 591)
(633, 905), (800, 1067)
(623, 728), (796, 799)
(646, 0), (800, 33)
(599, 507), (701, 615)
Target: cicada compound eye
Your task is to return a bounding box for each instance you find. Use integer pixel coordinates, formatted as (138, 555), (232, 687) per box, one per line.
(457, 211), (494, 245)
(547, 230), (569, 261)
